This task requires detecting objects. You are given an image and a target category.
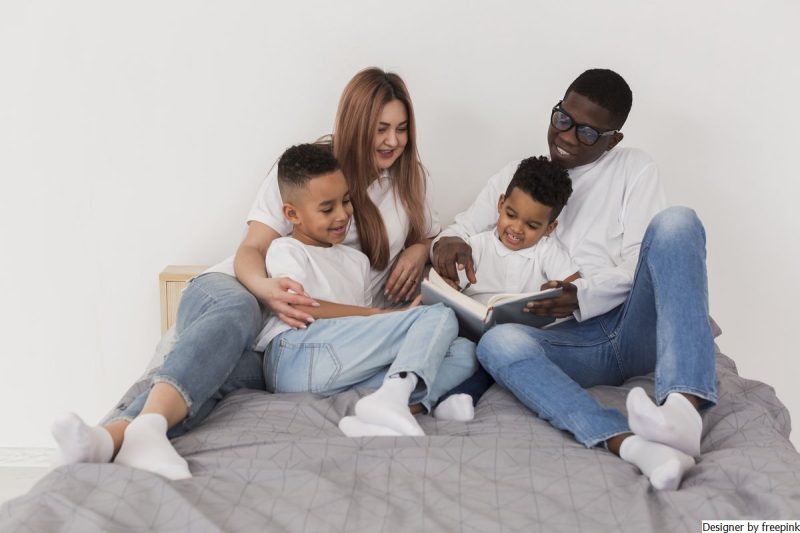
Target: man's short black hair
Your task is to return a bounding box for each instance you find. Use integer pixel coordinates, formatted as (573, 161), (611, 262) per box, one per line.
(504, 156), (573, 222)
(277, 143), (339, 200)
(566, 69), (632, 129)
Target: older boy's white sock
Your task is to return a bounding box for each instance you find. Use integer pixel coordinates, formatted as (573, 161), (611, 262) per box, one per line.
(113, 413), (191, 480)
(433, 394), (475, 421)
(627, 387), (702, 457)
(354, 372), (424, 436)
(51, 412), (114, 465)
(619, 435), (695, 491)
(338, 416), (402, 437)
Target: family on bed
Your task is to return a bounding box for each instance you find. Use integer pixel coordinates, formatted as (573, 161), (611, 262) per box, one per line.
(50, 67), (717, 492)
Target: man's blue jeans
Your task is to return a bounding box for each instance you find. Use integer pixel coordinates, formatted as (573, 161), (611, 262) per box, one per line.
(265, 304), (477, 412)
(477, 207), (718, 447)
(113, 273), (268, 438)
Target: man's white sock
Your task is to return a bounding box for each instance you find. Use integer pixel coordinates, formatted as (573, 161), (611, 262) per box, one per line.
(433, 394), (475, 421)
(51, 412), (114, 465)
(627, 387), (702, 457)
(113, 413), (192, 480)
(619, 435), (695, 491)
(354, 372), (424, 436)
(338, 416), (402, 437)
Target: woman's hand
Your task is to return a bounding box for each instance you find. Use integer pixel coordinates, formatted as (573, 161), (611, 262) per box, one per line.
(248, 277), (319, 329)
(524, 280), (579, 318)
(385, 243), (429, 303)
(432, 237), (476, 288)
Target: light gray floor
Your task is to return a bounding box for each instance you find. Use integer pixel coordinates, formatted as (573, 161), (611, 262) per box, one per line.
(0, 467), (49, 506)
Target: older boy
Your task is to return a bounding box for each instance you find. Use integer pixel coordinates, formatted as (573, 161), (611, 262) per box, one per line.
(433, 69), (715, 491)
(259, 143), (477, 437)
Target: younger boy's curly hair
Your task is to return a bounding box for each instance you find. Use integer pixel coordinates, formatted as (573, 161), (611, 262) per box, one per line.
(505, 156), (573, 222)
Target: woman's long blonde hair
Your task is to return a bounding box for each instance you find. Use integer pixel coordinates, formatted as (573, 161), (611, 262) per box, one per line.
(332, 67), (427, 271)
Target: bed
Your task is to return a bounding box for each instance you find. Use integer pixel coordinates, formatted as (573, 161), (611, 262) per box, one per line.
(2, 323), (799, 531)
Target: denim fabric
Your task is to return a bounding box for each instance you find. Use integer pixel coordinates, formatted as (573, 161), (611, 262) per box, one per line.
(477, 207), (718, 447)
(117, 273), (267, 438)
(264, 303), (478, 412)
(439, 366), (495, 406)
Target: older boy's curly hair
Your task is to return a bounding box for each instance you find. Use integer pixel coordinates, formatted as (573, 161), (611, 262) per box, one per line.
(277, 143), (339, 200)
(566, 68), (633, 129)
(505, 156), (573, 222)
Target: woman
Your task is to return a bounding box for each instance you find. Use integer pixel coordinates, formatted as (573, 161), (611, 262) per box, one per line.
(50, 67), (455, 480)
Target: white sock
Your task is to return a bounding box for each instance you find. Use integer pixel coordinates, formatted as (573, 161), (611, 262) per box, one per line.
(619, 435), (695, 491)
(50, 412), (114, 465)
(338, 416), (402, 437)
(354, 372), (425, 436)
(113, 413), (192, 480)
(627, 387), (702, 457)
(433, 394), (475, 421)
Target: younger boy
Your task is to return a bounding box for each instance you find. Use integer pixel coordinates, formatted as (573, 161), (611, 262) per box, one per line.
(432, 156), (579, 421)
(461, 155), (579, 302)
(257, 143), (477, 437)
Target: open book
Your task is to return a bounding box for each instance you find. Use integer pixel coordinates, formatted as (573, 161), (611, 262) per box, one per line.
(421, 268), (563, 340)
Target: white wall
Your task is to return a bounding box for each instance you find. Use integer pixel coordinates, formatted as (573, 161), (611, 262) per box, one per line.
(2, 1), (799, 449)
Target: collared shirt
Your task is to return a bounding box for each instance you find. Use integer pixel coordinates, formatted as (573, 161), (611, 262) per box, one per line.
(435, 147), (666, 320)
(463, 229), (578, 306)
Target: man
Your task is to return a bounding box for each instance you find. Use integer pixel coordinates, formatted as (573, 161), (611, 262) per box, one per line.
(432, 69), (716, 491)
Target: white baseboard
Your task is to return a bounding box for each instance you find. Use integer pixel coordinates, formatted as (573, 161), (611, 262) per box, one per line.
(0, 448), (56, 467)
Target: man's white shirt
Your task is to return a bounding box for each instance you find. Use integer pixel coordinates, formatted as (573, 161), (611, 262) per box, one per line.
(436, 147), (666, 320)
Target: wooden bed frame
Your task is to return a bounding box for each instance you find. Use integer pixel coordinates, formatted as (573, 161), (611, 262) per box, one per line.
(158, 265), (207, 333)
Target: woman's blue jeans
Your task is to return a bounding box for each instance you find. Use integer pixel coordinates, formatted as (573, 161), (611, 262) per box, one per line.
(477, 206), (718, 447)
(113, 273), (268, 438)
(113, 275), (477, 437)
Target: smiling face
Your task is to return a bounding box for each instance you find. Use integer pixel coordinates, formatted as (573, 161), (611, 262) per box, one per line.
(373, 99), (408, 171)
(283, 170), (353, 247)
(547, 91), (623, 169)
(496, 187), (558, 251)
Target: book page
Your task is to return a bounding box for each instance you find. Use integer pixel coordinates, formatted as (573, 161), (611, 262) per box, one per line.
(486, 287), (563, 308)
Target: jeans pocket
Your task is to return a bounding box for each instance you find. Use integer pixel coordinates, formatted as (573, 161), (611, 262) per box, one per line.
(271, 340), (342, 394)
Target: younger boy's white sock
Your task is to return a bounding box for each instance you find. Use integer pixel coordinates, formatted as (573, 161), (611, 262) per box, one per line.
(619, 435), (695, 491)
(627, 387), (702, 457)
(433, 394), (475, 421)
(354, 372), (424, 436)
(113, 413), (191, 480)
(338, 416), (402, 437)
(51, 412), (114, 465)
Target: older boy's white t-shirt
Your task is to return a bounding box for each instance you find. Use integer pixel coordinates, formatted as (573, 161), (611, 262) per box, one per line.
(252, 237), (371, 352)
(207, 165), (441, 306)
(463, 230), (578, 306)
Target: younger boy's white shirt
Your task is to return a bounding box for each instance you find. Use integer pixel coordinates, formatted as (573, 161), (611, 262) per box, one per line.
(207, 166), (441, 306)
(252, 237), (371, 352)
(463, 230), (578, 306)
(434, 148), (666, 320)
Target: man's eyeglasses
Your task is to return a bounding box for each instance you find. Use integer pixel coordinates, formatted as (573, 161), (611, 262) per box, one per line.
(550, 101), (619, 146)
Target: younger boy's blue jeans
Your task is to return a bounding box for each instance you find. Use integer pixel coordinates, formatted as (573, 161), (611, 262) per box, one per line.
(477, 206), (718, 447)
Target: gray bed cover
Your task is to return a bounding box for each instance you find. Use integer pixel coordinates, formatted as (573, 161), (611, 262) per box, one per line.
(2, 349), (799, 532)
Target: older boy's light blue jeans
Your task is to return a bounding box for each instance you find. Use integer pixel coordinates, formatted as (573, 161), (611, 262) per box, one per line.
(113, 272), (268, 438)
(477, 207), (718, 448)
(264, 303), (478, 412)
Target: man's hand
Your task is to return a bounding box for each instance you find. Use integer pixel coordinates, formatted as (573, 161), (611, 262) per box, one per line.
(524, 280), (579, 318)
(432, 237), (476, 287)
(248, 277), (318, 328)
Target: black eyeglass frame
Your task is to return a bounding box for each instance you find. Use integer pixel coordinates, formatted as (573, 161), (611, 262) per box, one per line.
(550, 100), (619, 146)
